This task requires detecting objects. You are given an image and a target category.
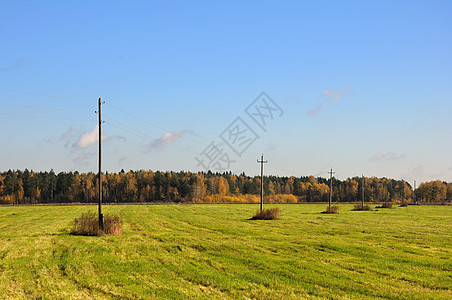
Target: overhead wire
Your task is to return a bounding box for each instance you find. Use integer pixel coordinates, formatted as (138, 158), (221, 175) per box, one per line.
(0, 101), (92, 112)
(0, 87), (308, 170)
(0, 86), (200, 156)
(0, 111), (94, 122)
(105, 102), (208, 147)
(104, 114), (196, 156)
(106, 121), (196, 156)
(0, 87), (93, 103)
(266, 156), (303, 176)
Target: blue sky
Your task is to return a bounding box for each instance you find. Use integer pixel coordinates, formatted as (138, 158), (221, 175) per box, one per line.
(1, 0), (451, 183)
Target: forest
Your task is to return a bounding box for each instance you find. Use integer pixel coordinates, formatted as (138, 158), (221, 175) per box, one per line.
(0, 169), (450, 205)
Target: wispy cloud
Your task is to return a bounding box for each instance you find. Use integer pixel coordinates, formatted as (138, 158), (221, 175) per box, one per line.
(266, 142), (278, 151)
(117, 157), (128, 165)
(369, 152), (406, 162)
(36, 137), (55, 148)
(72, 151), (96, 165)
(307, 86), (353, 117)
(60, 127), (74, 140)
(59, 127), (75, 148)
(322, 86), (354, 103)
(0, 59), (29, 72)
(144, 129), (193, 152)
(307, 103), (323, 117)
(284, 96), (304, 104)
(401, 166), (425, 183)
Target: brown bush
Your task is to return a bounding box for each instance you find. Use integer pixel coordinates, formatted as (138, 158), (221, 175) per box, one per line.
(353, 204), (372, 211)
(323, 205), (339, 214)
(375, 202), (393, 209)
(71, 211), (123, 236)
(250, 208), (280, 220)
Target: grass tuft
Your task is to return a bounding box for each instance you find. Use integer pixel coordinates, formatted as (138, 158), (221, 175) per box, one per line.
(71, 211), (123, 236)
(250, 208), (280, 220)
(353, 204), (372, 211)
(322, 205), (339, 214)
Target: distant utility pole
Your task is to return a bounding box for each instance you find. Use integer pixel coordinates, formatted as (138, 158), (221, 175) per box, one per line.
(328, 168), (335, 209)
(257, 154), (268, 212)
(97, 98), (104, 230)
(362, 175), (365, 209)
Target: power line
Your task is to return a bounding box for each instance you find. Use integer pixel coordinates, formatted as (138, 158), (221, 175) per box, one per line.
(0, 111), (94, 122)
(0, 87), (93, 103)
(0, 87), (207, 157)
(107, 121), (195, 156)
(107, 122), (150, 141)
(104, 116), (196, 156)
(0, 101), (92, 112)
(106, 102), (207, 147)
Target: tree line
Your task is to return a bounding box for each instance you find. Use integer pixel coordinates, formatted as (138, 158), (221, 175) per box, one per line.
(0, 169), (450, 205)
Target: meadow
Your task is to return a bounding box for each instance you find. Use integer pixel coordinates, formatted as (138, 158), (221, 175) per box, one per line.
(0, 204), (451, 299)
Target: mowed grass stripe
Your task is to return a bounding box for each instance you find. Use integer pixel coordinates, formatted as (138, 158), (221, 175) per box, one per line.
(0, 204), (451, 299)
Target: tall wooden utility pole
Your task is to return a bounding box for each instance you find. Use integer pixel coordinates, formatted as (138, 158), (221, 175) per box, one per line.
(362, 175), (365, 210)
(98, 98), (104, 230)
(257, 154), (268, 212)
(328, 168), (335, 209)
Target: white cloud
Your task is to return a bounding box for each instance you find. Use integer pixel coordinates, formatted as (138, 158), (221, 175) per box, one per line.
(74, 126), (101, 149)
(144, 130), (193, 152)
(73, 126), (124, 149)
(370, 152), (406, 162)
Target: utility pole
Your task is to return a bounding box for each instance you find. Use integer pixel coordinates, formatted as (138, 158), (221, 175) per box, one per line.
(362, 175), (365, 210)
(97, 98), (104, 230)
(257, 154), (268, 212)
(328, 168), (335, 209)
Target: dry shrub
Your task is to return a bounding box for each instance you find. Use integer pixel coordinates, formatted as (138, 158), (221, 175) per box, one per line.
(323, 205), (339, 214)
(103, 214), (123, 235)
(353, 204), (372, 211)
(251, 208), (280, 220)
(375, 202), (393, 209)
(71, 211), (123, 236)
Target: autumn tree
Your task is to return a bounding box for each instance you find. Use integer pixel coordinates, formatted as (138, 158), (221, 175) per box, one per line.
(417, 181), (446, 203)
(344, 178), (358, 202)
(192, 173), (207, 201)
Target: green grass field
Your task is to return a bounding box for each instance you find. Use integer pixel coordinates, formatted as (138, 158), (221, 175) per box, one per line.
(0, 204), (451, 299)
